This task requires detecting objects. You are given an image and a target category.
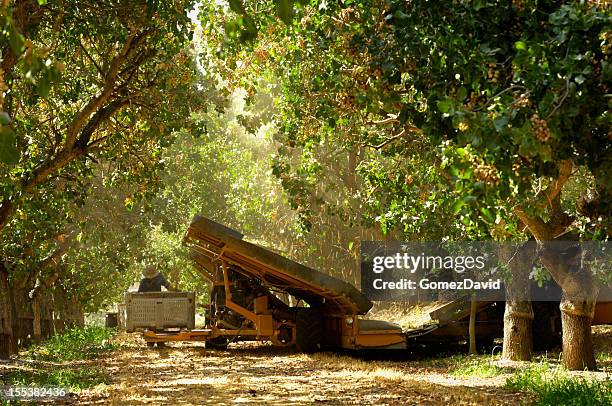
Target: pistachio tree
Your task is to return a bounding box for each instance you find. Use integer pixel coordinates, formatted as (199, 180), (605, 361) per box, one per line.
(214, 0), (610, 369)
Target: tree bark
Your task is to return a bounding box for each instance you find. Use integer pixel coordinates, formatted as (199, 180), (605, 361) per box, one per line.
(513, 160), (598, 370)
(503, 302), (533, 361)
(499, 243), (536, 361)
(0, 264), (16, 358)
(560, 299), (596, 370)
(469, 296), (477, 354)
(540, 244), (598, 370)
(31, 296), (41, 343)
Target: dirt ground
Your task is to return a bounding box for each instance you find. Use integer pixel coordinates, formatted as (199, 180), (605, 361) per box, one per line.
(2, 326), (610, 405)
(68, 333), (530, 405)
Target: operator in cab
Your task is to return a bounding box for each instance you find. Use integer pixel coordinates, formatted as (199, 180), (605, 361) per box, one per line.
(138, 265), (176, 292)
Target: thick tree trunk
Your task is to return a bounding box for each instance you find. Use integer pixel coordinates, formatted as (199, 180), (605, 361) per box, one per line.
(12, 287), (33, 348)
(503, 301), (533, 361)
(540, 244), (599, 370)
(0, 264), (16, 358)
(513, 161), (599, 369)
(560, 297), (596, 370)
(51, 289), (65, 333)
(500, 243), (535, 361)
(74, 301), (85, 327)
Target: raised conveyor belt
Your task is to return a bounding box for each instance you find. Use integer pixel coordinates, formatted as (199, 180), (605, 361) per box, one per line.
(183, 215), (373, 315)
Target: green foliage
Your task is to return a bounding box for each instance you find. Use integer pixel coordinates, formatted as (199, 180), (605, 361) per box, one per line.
(141, 225), (206, 302)
(212, 0), (610, 241)
(450, 355), (504, 378)
(26, 326), (117, 362)
(0, 4), (62, 165)
(205, 1), (507, 240)
(506, 363), (612, 406)
(0, 0), (208, 313)
(142, 90), (301, 286)
(0, 327), (116, 396)
(0, 126), (18, 165)
(276, 0), (295, 25)
(216, 0), (302, 43)
(413, 353), (504, 377)
(596, 351), (612, 364)
(419, 354), (612, 404)
(6, 367), (109, 391)
(58, 170), (153, 312)
(384, 0), (610, 235)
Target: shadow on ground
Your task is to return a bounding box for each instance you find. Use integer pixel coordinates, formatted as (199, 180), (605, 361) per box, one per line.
(72, 333), (530, 405)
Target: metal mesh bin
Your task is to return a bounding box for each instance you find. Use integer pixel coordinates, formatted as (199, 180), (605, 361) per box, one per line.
(125, 292), (195, 332)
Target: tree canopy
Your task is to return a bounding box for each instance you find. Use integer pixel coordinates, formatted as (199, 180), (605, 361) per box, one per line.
(0, 0), (610, 370)
(199, 0), (611, 369)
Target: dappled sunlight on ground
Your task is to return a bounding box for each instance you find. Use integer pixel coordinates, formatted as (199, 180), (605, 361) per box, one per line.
(3, 327), (610, 404)
(72, 333), (528, 405)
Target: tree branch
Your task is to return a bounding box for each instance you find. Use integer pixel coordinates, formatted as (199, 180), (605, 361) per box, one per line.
(363, 126), (422, 150)
(513, 206), (551, 241)
(538, 159), (573, 208)
(472, 85), (525, 112)
(27, 230), (75, 296)
(546, 76), (570, 119)
(514, 159), (574, 240)
(74, 99), (130, 150)
(63, 29), (152, 149)
(368, 117), (399, 125)
(78, 40), (104, 78)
